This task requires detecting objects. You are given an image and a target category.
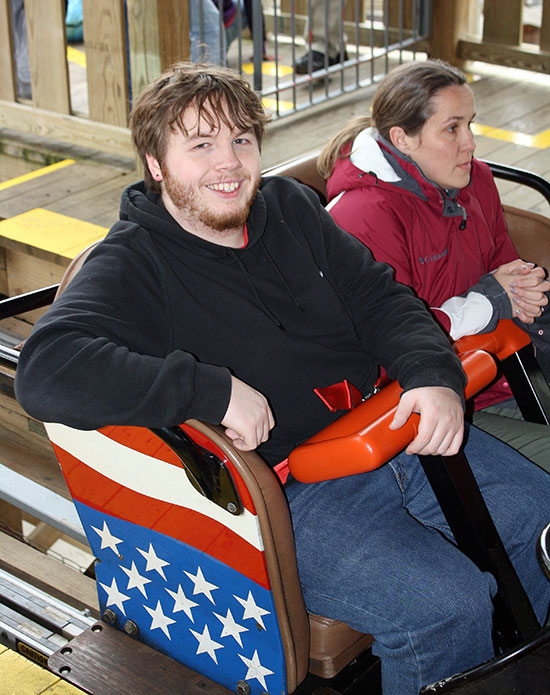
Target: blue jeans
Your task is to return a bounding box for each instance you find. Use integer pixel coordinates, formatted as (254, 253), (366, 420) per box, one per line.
(285, 424), (550, 695)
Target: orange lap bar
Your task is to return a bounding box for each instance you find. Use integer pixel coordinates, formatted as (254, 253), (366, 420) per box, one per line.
(288, 321), (530, 483)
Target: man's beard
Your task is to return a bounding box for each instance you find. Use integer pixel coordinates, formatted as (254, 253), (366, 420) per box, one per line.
(162, 169), (260, 232)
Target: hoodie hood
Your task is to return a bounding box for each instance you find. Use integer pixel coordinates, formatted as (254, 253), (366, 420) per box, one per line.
(119, 180), (268, 256)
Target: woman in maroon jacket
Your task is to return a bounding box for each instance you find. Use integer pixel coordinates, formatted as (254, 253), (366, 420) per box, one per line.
(319, 58), (550, 469)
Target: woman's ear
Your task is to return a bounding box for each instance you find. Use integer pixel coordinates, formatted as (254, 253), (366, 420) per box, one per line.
(145, 154), (163, 182)
(389, 126), (411, 153)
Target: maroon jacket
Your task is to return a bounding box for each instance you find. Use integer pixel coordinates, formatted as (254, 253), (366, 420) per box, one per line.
(326, 129), (519, 410)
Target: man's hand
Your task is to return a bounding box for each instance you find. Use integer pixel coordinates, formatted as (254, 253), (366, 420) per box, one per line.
(221, 376), (275, 451)
(389, 386), (464, 456)
(493, 259), (549, 324)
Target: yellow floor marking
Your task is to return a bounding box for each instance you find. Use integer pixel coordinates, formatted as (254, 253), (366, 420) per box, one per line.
(261, 96), (295, 112)
(0, 160), (75, 192)
(241, 61), (294, 78)
(0, 647), (84, 693)
(67, 45), (86, 68)
(472, 123), (550, 149)
(0, 208), (107, 259)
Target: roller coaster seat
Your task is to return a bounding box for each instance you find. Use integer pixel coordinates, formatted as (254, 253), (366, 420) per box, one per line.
(49, 243), (375, 693)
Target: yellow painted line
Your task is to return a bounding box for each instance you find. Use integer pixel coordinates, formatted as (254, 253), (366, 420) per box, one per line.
(241, 61), (294, 78)
(0, 208), (107, 259)
(0, 159), (75, 192)
(261, 96), (294, 113)
(472, 123), (550, 149)
(67, 45), (86, 68)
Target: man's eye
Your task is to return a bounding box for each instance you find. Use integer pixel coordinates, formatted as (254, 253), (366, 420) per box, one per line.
(234, 138), (249, 145)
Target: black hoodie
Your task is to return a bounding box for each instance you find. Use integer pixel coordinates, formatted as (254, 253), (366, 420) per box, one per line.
(16, 176), (465, 465)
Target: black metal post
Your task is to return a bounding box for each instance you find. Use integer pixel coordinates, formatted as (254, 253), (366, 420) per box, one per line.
(419, 450), (540, 651)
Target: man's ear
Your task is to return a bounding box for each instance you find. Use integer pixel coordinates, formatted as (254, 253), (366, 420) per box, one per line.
(145, 154), (163, 182)
(389, 125), (412, 154)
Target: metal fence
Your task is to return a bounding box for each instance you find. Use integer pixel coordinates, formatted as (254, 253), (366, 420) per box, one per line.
(193, 0), (432, 120)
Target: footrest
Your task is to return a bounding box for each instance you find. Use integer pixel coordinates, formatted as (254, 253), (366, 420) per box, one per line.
(49, 621), (231, 695)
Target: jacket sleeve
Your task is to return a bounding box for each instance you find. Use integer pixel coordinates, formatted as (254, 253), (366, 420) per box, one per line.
(15, 236), (232, 430)
(316, 205), (466, 399)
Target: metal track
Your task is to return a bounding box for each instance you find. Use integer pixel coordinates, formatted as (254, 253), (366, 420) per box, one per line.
(0, 567), (95, 668)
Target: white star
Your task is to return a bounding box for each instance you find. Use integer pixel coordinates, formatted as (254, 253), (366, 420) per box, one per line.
(234, 591), (270, 629)
(184, 566), (218, 604)
(137, 543), (170, 580)
(91, 521), (123, 555)
(239, 649), (274, 689)
(144, 600), (176, 639)
(189, 624), (224, 664)
(99, 577), (131, 615)
(213, 608), (248, 647)
(165, 585), (199, 622)
(120, 561), (151, 598)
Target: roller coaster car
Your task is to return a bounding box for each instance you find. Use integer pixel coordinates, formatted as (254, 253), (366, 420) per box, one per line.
(1, 159), (550, 695)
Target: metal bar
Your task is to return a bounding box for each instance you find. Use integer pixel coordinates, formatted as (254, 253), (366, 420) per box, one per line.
(419, 451), (540, 650)
(0, 463), (87, 545)
(0, 284), (58, 319)
(252, 0), (263, 92)
(501, 345), (550, 426)
(0, 344), (20, 370)
(486, 161), (550, 206)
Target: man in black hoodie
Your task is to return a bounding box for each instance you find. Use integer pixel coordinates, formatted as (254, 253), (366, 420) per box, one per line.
(15, 63), (550, 695)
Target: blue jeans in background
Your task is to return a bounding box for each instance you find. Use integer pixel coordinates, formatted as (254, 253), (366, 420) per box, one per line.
(189, 0), (225, 64)
(285, 424), (550, 695)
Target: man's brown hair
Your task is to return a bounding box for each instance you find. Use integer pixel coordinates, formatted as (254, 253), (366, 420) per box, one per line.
(130, 62), (271, 193)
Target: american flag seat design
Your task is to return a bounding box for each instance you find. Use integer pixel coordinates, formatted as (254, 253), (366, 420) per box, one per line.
(45, 419), (311, 695)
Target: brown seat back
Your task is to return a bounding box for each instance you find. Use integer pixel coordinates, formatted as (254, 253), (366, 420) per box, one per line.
(503, 204), (550, 274)
(264, 152), (327, 204)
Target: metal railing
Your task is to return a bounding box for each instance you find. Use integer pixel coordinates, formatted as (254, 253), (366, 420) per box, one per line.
(0, 1), (548, 159)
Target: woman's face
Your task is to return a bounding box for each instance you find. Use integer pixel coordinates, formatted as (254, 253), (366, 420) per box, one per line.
(396, 84), (476, 190)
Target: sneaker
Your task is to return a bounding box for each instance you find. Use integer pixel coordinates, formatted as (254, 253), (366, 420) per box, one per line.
(294, 50), (348, 74)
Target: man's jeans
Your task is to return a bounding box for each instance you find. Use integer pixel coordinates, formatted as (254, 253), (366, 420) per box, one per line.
(285, 424), (550, 695)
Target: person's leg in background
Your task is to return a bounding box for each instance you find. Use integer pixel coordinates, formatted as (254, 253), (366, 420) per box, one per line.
(9, 0), (31, 98)
(189, 0), (226, 64)
(295, 0), (349, 73)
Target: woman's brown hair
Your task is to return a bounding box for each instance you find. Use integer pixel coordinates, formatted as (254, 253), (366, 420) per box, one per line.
(317, 59), (466, 179)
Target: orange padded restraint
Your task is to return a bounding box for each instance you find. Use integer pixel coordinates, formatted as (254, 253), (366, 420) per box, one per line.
(287, 321), (530, 483)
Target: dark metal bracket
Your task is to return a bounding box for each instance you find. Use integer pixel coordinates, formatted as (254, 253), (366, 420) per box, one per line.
(151, 426), (243, 516)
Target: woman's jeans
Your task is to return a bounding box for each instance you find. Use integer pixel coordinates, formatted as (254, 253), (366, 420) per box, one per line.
(285, 425), (550, 695)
